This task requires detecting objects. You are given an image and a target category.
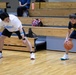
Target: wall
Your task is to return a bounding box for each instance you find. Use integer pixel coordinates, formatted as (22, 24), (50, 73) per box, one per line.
(0, 0), (19, 12)
(46, 36), (76, 52)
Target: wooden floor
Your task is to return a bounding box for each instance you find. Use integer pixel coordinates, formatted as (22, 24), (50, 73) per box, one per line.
(0, 50), (76, 75)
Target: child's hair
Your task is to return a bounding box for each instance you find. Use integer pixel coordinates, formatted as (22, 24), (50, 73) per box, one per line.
(0, 12), (9, 20)
(69, 13), (76, 19)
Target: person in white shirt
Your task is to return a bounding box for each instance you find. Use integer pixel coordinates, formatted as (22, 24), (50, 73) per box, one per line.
(0, 12), (35, 60)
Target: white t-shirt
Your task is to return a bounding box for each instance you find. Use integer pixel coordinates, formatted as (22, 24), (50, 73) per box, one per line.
(0, 14), (22, 32)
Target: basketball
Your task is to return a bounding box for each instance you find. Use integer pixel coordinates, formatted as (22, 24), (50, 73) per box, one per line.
(64, 41), (73, 50)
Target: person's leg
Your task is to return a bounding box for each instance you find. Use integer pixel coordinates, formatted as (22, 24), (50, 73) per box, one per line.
(61, 50), (69, 60)
(17, 7), (24, 17)
(22, 6), (29, 17)
(61, 31), (76, 60)
(15, 30), (35, 59)
(23, 37), (34, 52)
(23, 37), (35, 60)
(61, 38), (73, 60)
(0, 29), (12, 58)
(0, 35), (6, 58)
(26, 9), (29, 17)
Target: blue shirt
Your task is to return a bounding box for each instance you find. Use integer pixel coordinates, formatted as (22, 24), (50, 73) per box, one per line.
(18, 0), (31, 8)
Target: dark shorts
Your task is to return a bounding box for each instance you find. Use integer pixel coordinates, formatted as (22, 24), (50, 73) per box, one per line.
(70, 30), (76, 39)
(2, 28), (26, 39)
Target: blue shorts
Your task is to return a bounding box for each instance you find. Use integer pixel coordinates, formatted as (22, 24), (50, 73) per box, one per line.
(70, 30), (76, 39)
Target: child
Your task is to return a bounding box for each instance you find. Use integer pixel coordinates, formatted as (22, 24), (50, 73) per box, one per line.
(61, 13), (76, 60)
(0, 12), (35, 60)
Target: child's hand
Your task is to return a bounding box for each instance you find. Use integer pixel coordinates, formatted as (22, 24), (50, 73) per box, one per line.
(22, 38), (26, 43)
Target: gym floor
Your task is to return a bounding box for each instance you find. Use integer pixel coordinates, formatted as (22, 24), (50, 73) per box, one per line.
(0, 50), (76, 75)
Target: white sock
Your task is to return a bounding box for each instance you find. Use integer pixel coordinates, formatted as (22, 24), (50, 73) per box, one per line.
(65, 54), (68, 56)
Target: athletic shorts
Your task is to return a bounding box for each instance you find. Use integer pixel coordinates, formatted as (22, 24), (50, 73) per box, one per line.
(2, 28), (26, 39)
(70, 30), (76, 39)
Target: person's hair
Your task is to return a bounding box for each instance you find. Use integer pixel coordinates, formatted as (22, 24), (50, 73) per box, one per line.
(69, 13), (76, 19)
(0, 12), (9, 21)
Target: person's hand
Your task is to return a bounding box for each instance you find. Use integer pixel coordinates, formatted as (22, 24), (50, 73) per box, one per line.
(64, 38), (69, 43)
(22, 38), (26, 43)
(24, 3), (27, 6)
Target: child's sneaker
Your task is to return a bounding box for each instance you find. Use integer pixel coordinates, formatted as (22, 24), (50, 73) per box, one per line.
(30, 53), (35, 60)
(61, 54), (69, 60)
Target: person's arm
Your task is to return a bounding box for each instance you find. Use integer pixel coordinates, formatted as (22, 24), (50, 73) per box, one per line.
(18, 26), (25, 40)
(19, 1), (27, 7)
(12, 16), (25, 39)
(65, 29), (72, 41)
(13, 19), (26, 40)
(65, 22), (72, 41)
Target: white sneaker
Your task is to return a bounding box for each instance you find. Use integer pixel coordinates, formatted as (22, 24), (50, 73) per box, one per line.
(30, 53), (35, 60)
(61, 54), (69, 60)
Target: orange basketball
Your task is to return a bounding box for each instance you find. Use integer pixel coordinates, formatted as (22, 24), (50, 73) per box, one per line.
(64, 41), (73, 50)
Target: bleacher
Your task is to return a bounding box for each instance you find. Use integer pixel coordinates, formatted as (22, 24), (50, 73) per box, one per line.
(1, 1), (76, 52)
(3, 36), (35, 52)
(18, 17), (69, 27)
(29, 2), (76, 17)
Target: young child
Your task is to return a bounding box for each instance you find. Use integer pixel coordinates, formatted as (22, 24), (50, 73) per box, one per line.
(0, 12), (35, 60)
(61, 13), (76, 60)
